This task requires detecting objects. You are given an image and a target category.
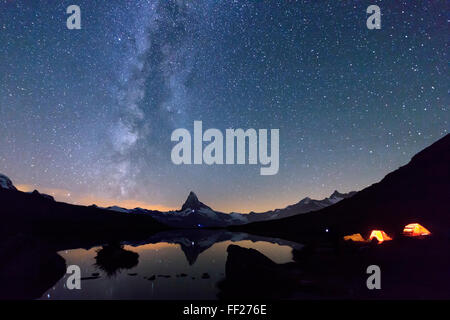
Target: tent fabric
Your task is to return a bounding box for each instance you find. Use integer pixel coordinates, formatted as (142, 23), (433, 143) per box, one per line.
(403, 223), (431, 236)
(343, 233), (366, 242)
(369, 230), (392, 243)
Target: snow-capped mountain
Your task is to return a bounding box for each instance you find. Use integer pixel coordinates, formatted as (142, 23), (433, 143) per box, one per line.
(0, 174), (17, 191)
(0, 173), (55, 201)
(244, 190), (357, 223)
(0, 171), (355, 228)
(1, 170), (354, 228)
(145, 192), (244, 228)
(105, 190), (356, 228)
(181, 191), (212, 211)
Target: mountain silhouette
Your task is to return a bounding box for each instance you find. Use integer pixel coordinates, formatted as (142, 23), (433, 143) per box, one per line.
(0, 178), (168, 237)
(118, 190), (356, 228)
(234, 134), (450, 240)
(0, 172), (355, 229)
(245, 190), (356, 222)
(1, 134), (447, 236)
(181, 191), (213, 212)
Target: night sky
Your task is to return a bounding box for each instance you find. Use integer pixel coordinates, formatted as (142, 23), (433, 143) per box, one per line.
(0, 1), (448, 212)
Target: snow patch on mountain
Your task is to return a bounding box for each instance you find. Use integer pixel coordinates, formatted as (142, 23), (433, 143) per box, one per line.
(103, 189), (356, 228)
(0, 174), (17, 191)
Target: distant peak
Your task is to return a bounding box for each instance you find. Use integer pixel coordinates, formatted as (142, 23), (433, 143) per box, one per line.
(181, 191), (211, 211)
(330, 190), (343, 198)
(300, 197), (311, 204)
(330, 190), (356, 199)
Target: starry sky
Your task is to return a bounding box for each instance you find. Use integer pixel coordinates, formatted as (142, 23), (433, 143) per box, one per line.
(0, 0), (448, 213)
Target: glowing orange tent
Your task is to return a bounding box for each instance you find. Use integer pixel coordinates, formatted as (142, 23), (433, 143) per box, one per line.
(403, 223), (431, 236)
(369, 230), (392, 243)
(343, 233), (367, 242)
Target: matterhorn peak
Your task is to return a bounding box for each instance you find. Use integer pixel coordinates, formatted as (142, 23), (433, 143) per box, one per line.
(187, 191), (198, 202)
(181, 191), (212, 211)
(0, 173), (17, 191)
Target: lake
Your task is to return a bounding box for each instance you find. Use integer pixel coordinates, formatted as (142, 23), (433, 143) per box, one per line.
(40, 231), (302, 300)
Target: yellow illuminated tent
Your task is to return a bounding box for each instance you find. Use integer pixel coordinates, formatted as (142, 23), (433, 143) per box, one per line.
(403, 223), (431, 236)
(369, 230), (392, 243)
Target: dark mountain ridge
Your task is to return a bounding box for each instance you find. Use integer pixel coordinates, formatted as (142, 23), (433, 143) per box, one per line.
(0, 185), (168, 238)
(232, 134), (450, 241)
(245, 190), (356, 222)
(110, 189), (356, 227)
(1, 134), (447, 237)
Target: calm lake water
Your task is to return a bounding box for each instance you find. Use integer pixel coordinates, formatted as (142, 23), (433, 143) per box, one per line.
(41, 232), (300, 300)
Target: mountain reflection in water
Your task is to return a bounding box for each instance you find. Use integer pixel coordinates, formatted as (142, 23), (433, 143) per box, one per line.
(40, 230), (300, 300)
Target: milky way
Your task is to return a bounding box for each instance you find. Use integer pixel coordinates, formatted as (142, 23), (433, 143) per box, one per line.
(0, 1), (448, 212)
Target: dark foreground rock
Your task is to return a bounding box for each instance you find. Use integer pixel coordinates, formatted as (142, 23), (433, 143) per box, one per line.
(217, 245), (301, 299)
(218, 236), (450, 300)
(94, 243), (139, 277)
(0, 234), (66, 299)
